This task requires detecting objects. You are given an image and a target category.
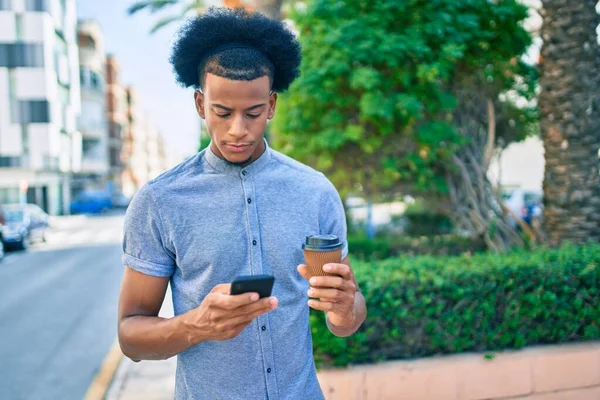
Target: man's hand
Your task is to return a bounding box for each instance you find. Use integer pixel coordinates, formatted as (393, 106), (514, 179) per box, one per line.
(183, 283), (278, 342)
(297, 262), (358, 329)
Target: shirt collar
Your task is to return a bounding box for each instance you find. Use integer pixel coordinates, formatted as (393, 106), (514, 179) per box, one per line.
(204, 139), (272, 178)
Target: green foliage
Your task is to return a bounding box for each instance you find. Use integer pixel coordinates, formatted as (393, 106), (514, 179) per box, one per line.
(198, 131), (210, 152)
(348, 234), (485, 260)
(311, 243), (600, 368)
(401, 201), (454, 236)
(273, 0), (536, 198)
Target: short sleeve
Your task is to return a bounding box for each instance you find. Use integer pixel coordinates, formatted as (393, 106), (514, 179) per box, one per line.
(122, 184), (176, 277)
(319, 179), (349, 259)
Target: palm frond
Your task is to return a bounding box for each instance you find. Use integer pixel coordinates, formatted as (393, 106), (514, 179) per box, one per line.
(180, 1), (204, 16)
(149, 14), (185, 34)
(127, 0), (180, 16)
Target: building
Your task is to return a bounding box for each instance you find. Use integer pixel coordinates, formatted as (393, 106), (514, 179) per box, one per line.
(121, 87), (168, 198)
(72, 19), (108, 197)
(0, 0), (81, 215)
(105, 54), (127, 196)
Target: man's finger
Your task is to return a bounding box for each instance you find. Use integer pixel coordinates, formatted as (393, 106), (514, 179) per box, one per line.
(212, 291), (260, 310)
(309, 275), (345, 289)
(307, 299), (337, 312)
(297, 264), (310, 281)
(322, 263), (352, 280)
(211, 283), (232, 294)
(308, 287), (352, 301)
(234, 296), (278, 316)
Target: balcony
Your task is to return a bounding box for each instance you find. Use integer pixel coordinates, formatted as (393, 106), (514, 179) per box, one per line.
(80, 158), (109, 175)
(79, 122), (107, 140)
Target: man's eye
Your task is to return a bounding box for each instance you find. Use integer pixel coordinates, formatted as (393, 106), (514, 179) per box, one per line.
(247, 114), (261, 119)
(216, 113), (231, 118)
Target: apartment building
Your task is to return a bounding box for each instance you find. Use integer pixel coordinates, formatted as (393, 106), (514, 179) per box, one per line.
(0, 0), (81, 215)
(72, 19), (108, 197)
(121, 87), (168, 198)
(105, 54), (126, 196)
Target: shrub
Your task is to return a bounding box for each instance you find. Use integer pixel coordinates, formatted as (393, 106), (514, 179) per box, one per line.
(311, 243), (600, 368)
(348, 234), (485, 260)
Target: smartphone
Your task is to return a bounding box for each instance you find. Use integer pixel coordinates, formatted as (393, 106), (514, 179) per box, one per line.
(230, 274), (275, 299)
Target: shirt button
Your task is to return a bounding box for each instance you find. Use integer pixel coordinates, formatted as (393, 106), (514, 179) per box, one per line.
(267, 368), (272, 373)
(261, 325), (266, 331)
(241, 170), (247, 176)
(247, 198), (252, 204)
(252, 240), (257, 246)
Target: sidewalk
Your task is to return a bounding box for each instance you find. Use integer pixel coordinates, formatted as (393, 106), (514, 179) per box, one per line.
(106, 287), (176, 400)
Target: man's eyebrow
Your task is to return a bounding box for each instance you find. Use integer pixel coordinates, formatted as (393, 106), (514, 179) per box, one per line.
(211, 103), (267, 112)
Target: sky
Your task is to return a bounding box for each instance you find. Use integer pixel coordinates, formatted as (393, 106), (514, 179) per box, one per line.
(76, 0), (222, 161)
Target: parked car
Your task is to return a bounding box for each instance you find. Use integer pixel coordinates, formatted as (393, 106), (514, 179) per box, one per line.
(501, 189), (543, 227)
(1, 204), (49, 250)
(111, 192), (131, 209)
(70, 191), (113, 214)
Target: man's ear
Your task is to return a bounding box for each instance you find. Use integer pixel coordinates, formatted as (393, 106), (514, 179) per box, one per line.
(267, 93), (278, 120)
(194, 90), (205, 119)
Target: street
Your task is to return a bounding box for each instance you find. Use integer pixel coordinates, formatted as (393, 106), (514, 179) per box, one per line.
(0, 212), (125, 400)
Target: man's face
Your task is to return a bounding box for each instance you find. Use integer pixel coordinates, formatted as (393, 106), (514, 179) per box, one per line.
(195, 73), (277, 165)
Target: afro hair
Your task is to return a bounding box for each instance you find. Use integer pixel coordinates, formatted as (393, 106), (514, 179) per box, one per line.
(169, 7), (301, 93)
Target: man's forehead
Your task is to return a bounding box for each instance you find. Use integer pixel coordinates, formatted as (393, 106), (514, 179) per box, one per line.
(203, 73), (272, 96)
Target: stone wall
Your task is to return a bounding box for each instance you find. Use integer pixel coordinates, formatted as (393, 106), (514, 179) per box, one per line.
(317, 342), (600, 400)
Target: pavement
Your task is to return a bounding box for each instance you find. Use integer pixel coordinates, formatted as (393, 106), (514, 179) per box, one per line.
(0, 212), (125, 400)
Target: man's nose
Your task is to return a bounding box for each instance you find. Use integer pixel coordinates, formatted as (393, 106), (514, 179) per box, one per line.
(228, 114), (248, 138)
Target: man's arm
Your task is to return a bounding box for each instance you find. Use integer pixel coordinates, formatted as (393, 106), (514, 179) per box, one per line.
(118, 267), (191, 361)
(118, 267), (278, 361)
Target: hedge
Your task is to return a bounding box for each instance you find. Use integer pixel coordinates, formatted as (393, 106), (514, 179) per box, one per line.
(310, 243), (600, 368)
(348, 234), (486, 260)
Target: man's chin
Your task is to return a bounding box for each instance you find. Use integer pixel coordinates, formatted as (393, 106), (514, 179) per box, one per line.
(224, 152), (253, 165)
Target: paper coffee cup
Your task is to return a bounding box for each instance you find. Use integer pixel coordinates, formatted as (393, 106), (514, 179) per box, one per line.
(302, 234), (344, 278)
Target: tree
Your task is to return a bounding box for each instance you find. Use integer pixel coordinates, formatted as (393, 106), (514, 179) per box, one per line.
(539, 0), (600, 245)
(127, 1), (206, 34)
(127, 0), (285, 34)
(272, 0), (538, 251)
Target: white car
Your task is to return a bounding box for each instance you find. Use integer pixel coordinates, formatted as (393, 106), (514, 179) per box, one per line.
(501, 189), (543, 226)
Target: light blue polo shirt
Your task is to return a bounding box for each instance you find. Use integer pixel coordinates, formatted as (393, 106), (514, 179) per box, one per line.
(122, 140), (348, 400)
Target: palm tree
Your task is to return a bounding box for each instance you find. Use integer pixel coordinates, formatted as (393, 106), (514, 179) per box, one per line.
(127, 1), (206, 34)
(128, 0), (284, 34)
(539, 0), (600, 244)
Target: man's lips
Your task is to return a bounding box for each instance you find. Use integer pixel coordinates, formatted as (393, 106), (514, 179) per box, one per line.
(225, 143), (252, 153)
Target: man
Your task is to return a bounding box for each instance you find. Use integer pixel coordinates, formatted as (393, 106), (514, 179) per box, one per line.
(118, 7), (366, 400)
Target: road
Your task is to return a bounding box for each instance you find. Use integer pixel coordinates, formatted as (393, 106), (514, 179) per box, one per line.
(0, 212), (126, 400)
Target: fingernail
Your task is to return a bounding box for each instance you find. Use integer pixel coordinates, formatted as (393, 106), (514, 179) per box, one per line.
(310, 278), (317, 285)
(307, 290), (313, 297)
(324, 264), (332, 271)
(250, 294), (259, 301)
(270, 298), (278, 308)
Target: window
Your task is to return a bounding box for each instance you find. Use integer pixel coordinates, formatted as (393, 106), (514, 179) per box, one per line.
(0, 0), (12, 11)
(43, 155), (59, 170)
(25, 0), (49, 11)
(91, 72), (99, 89)
(14, 100), (51, 123)
(0, 156), (22, 167)
(110, 148), (121, 167)
(80, 68), (87, 86)
(0, 43), (44, 68)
